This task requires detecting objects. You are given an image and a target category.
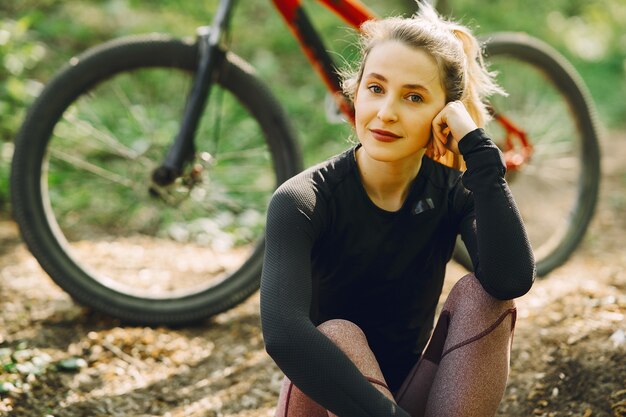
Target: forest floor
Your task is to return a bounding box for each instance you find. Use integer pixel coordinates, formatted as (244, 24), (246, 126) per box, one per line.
(0, 130), (624, 417)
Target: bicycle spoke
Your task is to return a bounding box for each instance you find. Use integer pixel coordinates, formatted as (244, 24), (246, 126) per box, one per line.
(215, 145), (271, 160)
(62, 112), (145, 161)
(48, 148), (135, 187)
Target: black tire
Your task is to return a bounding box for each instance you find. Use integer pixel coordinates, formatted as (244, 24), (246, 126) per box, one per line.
(11, 35), (302, 325)
(453, 32), (601, 276)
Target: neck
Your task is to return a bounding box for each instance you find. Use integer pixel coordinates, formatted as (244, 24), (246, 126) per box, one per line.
(355, 147), (425, 212)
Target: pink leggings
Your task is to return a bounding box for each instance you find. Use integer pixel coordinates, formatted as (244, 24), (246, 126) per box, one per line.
(274, 274), (517, 417)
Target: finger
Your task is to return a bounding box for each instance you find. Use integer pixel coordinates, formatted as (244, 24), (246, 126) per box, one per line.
(442, 127), (451, 144)
(431, 113), (443, 137)
(443, 128), (453, 149)
(439, 139), (447, 157)
(437, 124), (449, 156)
(426, 137), (435, 154)
(432, 106), (453, 157)
(434, 135), (446, 158)
(437, 134), (447, 157)
(431, 120), (443, 158)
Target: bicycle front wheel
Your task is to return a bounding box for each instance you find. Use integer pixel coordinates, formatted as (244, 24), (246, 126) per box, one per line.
(11, 35), (302, 324)
(463, 33), (601, 276)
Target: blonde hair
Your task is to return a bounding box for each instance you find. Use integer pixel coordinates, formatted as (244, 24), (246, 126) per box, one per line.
(341, 2), (505, 169)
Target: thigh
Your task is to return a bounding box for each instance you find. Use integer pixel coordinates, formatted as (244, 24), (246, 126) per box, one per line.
(317, 319), (395, 401)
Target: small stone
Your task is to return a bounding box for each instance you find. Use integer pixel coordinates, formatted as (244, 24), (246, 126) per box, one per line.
(56, 357), (88, 372)
(0, 382), (16, 394)
(609, 329), (625, 347)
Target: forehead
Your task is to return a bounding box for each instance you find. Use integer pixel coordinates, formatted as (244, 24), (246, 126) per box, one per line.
(363, 40), (443, 91)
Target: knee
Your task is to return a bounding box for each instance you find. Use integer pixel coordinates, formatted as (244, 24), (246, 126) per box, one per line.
(316, 320), (385, 383)
(442, 275), (518, 347)
(445, 274), (516, 314)
(317, 319), (368, 346)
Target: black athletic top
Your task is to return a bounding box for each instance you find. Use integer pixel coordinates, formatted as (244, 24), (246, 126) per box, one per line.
(260, 128), (535, 417)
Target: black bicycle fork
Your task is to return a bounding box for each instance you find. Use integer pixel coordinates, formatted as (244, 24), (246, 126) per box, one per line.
(152, 0), (238, 186)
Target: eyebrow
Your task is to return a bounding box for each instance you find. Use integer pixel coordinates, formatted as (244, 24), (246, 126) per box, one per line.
(365, 72), (431, 93)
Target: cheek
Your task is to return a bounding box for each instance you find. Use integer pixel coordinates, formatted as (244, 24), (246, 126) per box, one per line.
(412, 115), (434, 135)
(418, 106), (444, 132)
(407, 111), (439, 143)
(353, 97), (373, 129)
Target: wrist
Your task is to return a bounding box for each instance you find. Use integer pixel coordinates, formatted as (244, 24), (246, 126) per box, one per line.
(458, 128), (488, 155)
(455, 123), (478, 143)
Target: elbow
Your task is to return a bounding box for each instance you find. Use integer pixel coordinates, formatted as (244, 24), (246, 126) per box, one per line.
(513, 255), (537, 298)
(481, 262), (536, 300)
(501, 271), (535, 300)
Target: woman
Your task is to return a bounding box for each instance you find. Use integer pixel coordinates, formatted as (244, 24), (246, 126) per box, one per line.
(260, 4), (535, 416)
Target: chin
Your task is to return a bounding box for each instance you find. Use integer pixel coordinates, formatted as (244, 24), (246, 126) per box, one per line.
(368, 151), (402, 163)
(361, 141), (424, 163)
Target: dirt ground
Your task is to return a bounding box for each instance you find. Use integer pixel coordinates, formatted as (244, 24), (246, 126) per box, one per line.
(0, 130), (624, 417)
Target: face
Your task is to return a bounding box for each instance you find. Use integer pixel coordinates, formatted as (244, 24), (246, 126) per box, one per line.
(354, 40), (447, 164)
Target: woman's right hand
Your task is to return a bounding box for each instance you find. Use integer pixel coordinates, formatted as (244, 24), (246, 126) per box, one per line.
(431, 100), (477, 157)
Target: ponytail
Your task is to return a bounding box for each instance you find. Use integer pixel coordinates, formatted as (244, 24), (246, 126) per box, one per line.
(450, 26), (505, 128)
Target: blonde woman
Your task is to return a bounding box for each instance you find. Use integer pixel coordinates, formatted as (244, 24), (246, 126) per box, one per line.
(260, 3), (535, 416)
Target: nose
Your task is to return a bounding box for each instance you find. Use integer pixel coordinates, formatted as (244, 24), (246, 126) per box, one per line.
(377, 97), (398, 123)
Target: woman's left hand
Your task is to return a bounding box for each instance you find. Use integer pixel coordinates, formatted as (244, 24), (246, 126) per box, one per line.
(430, 100), (477, 157)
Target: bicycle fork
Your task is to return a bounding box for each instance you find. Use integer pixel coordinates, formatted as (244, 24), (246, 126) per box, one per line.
(151, 0), (237, 187)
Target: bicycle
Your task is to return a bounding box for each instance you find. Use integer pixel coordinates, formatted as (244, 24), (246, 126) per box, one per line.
(10, 0), (601, 325)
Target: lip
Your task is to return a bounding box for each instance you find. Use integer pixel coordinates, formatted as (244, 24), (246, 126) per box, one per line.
(370, 128), (402, 143)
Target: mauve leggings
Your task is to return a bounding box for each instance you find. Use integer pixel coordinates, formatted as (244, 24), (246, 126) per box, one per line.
(274, 274), (517, 417)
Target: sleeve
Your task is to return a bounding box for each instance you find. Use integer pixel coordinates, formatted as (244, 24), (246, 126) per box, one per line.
(457, 128), (536, 300)
(260, 181), (410, 417)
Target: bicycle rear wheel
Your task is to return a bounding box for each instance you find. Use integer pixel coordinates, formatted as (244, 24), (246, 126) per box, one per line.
(454, 32), (601, 276)
(11, 35), (302, 324)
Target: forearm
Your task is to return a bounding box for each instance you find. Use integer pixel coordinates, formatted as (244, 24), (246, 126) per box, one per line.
(459, 128), (535, 299)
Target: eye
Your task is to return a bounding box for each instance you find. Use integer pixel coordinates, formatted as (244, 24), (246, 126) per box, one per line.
(406, 93), (423, 103)
(367, 84), (383, 94)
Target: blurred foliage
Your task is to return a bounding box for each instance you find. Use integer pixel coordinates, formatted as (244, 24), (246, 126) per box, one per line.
(0, 0), (624, 212)
(0, 17), (46, 142)
(0, 15), (47, 209)
(448, 0), (626, 127)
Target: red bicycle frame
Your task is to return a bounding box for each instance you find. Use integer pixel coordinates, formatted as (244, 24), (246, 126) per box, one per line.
(272, 0), (375, 122)
(271, 0), (532, 170)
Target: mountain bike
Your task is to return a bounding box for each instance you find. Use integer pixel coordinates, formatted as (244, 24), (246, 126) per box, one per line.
(10, 0), (601, 325)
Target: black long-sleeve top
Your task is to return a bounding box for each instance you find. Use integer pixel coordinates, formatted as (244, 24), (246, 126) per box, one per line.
(260, 129), (535, 417)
